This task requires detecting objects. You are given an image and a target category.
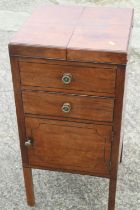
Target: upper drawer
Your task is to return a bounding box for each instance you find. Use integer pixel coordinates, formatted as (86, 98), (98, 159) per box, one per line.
(22, 91), (114, 122)
(19, 61), (116, 95)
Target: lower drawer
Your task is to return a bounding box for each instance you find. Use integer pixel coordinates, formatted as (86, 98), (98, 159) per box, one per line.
(25, 117), (112, 176)
(22, 91), (114, 122)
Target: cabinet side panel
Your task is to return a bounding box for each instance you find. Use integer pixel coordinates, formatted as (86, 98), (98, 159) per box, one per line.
(111, 65), (126, 177)
(108, 65), (126, 209)
(119, 64), (128, 161)
(9, 55), (28, 165)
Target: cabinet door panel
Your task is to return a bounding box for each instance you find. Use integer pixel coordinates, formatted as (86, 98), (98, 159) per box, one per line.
(25, 117), (112, 177)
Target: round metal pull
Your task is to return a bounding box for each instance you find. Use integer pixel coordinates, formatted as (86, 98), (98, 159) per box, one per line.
(61, 103), (71, 113)
(62, 73), (72, 84)
(25, 139), (32, 147)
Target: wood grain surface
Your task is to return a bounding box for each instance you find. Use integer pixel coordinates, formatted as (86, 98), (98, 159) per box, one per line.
(23, 167), (35, 206)
(19, 61), (116, 95)
(9, 5), (133, 64)
(9, 5), (133, 209)
(9, 5), (83, 60)
(9, 56), (29, 165)
(22, 91), (114, 122)
(25, 117), (112, 177)
(108, 65), (126, 210)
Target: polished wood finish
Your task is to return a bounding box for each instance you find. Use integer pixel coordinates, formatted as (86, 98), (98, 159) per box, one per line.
(25, 113), (113, 126)
(9, 5), (83, 60)
(22, 91), (114, 122)
(9, 5), (133, 210)
(108, 66), (126, 210)
(23, 167), (35, 206)
(19, 61), (116, 95)
(9, 6), (133, 64)
(68, 7), (133, 64)
(11, 5), (83, 46)
(25, 117), (112, 177)
(9, 57), (28, 165)
(18, 56), (117, 68)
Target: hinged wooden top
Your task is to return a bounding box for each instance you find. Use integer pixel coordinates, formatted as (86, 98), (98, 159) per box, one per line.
(9, 5), (133, 64)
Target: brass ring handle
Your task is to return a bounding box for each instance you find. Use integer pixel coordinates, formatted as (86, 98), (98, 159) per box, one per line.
(61, 103), (71, 113)
(62, 73), (72, 84)
(25, 139), (32, 147)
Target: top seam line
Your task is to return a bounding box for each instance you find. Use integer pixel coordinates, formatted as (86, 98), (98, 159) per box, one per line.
(66, 7), (86, 60)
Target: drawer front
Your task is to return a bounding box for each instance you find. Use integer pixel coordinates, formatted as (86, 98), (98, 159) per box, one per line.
(19, 61), (116, 95)
(22, 91), (114, 122)
(25, 117), (112, 176)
